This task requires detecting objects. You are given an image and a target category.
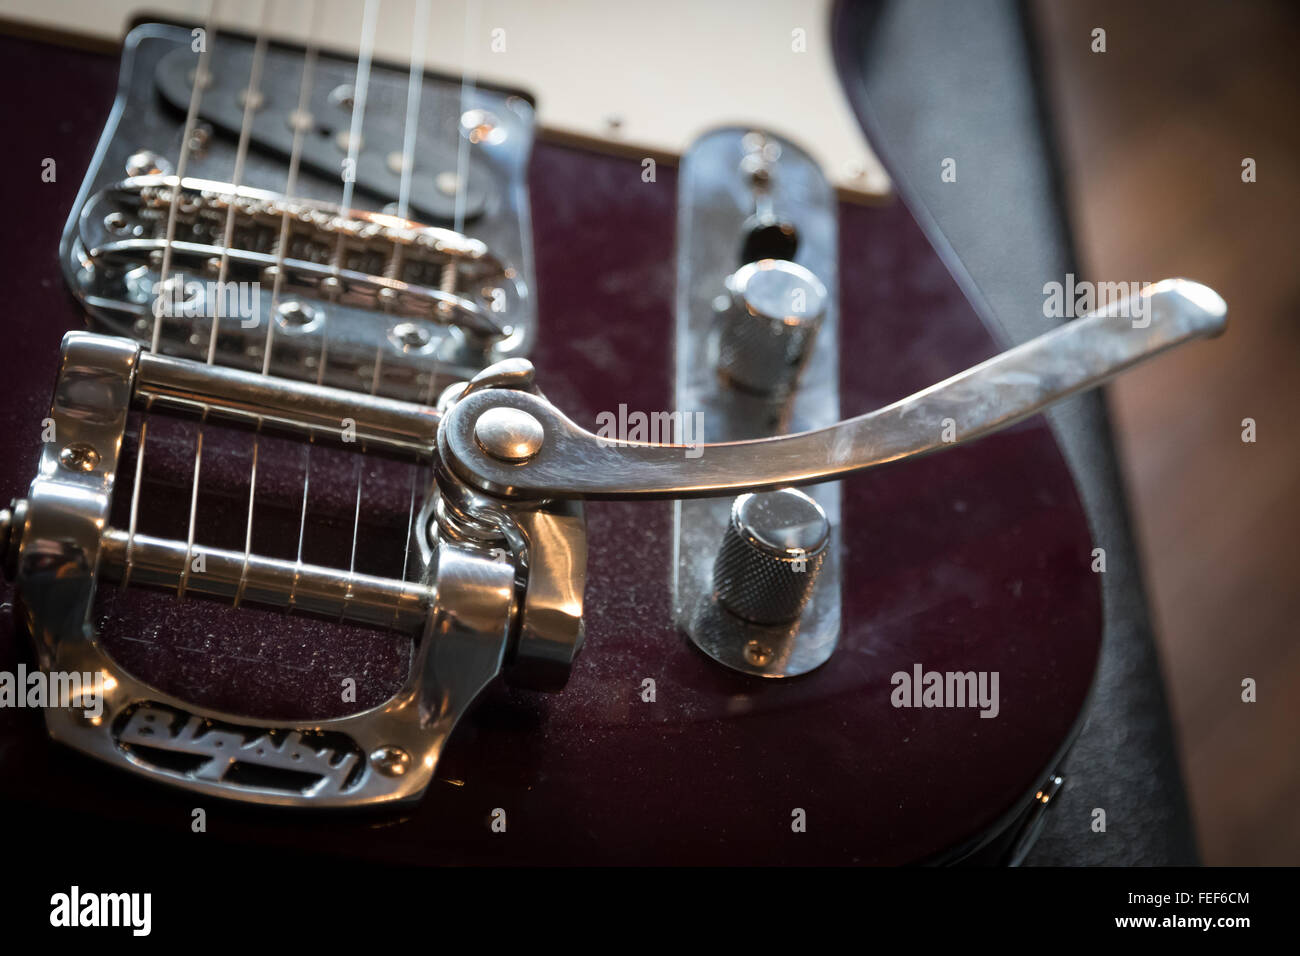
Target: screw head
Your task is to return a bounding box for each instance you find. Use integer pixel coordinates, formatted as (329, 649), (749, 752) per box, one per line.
(59, 443), (100, 473)
(460, 108), (505, 145)
(474, 407), (544, 462)
(388, 321), (433, 353)
(286, 108), (314, 132)
(275, 299), (322, 334)
(435, 171), (462, 196)
(385, 151), (409, 176)
(125, 149), (172, 178)
(238, 87), (265, 111)
(370, 745), (411, 777)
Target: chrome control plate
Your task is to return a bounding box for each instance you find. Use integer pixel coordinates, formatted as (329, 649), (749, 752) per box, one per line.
(671, 128), (842, 677)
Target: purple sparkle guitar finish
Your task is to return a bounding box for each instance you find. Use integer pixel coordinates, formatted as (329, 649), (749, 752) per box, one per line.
(0, 31), (1099, 864)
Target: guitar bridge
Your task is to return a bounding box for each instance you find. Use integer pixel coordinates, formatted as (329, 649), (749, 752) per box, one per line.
(81, 174), (520, 340)
(61, 22), (537, 402)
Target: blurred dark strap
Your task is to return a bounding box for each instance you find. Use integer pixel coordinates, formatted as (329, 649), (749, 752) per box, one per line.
(832, 0), (1198, 865)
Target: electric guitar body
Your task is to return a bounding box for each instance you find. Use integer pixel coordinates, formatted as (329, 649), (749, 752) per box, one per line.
(0, 5), (1158, 866)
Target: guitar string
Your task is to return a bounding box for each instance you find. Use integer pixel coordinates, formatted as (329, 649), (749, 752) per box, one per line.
(393, 0), (477, 624)
(301, 0), (377, 405)
(174, 425), (204, 601)
(290, 440), (310, 614)
(342, 342), (384, 622)
(373, 0), (438, 628)
(453, 0), (481, 238)
(143, 2), (446, 616)
(331, 0), (382, 622)
(149, 0), (220, 355)
(394, 0), (481, 624)
(260, 0), (321, 375)
(285, 0), (380, 617)
(179, 0), (271, 601)
(238, 0), (322, 609)
(395, 363), (441, 630)
(119, 3), (413, 614)
(323, 0), (382, 388)
(397, 0), (432, 221)
(393, 0), (433, 627)
(291, 0), (380, 614)
(205, 0), (270, 365)
(122, 0), (219, 591)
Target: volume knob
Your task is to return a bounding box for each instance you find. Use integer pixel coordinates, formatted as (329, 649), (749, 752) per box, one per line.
(716, 259), (827, 396)
(713, 488), (829, 625)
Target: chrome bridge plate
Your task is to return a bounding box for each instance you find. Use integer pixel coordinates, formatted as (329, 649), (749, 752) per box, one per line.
(61, 22), (536, 401)
(672, 129), (842, 677)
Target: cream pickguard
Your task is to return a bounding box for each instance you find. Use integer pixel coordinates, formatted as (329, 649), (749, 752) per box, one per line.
(7, 0), (890, 198)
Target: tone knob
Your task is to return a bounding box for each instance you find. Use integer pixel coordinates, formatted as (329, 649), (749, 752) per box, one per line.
(715, 259), (827, 396)
(713, 488), (829, 625)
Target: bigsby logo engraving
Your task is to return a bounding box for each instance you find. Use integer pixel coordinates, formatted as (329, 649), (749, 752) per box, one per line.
(117, 705), (362, 795)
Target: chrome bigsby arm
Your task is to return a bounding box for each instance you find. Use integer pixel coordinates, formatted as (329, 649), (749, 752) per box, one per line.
(440, 279), (1227, 501)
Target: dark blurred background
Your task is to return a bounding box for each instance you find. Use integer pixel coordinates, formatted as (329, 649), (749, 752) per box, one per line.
(1032, 0), (1300, 864)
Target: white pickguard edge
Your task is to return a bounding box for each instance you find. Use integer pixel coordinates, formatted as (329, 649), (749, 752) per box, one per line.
(10, 0), (890, 198)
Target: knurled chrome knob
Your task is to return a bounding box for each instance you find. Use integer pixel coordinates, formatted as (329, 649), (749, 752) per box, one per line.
(713, 488), (829, 625)
(715, 259), (827, 397)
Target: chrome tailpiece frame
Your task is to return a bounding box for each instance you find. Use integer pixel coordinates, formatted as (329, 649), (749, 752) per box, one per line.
(2, 333), (584, 808)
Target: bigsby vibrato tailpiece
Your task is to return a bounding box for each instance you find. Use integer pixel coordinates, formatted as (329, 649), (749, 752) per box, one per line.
(2, 337), (583, 807)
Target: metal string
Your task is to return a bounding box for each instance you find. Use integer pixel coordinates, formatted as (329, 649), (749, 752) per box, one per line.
(149, 0), (220, 355)
(124, 0), (219, 591)
(206, 0), (271, 364)
(397, 0), (432, 221)
(453, 0), (482, 237)
(261, 0), (321, 374)
(291, 0), (381, 613)
(239, 0), (322, 608)
(180, 0), (271, 600)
